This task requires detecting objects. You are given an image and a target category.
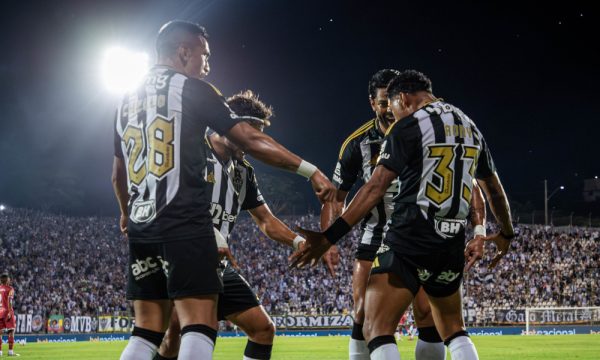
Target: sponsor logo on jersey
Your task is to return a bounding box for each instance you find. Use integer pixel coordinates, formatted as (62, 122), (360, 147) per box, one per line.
(435, 270), (461, 284)
(131, 256), (169, 280)
(434, 217), (466, 239)
(333, 162), (343, 185)
(379, 152), (391, 160)
(418, 268), (432, 282)
(131, 200), (156, 223)
(206, 171), (216, 184)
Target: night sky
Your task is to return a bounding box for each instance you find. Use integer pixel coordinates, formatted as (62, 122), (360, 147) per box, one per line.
(0, 0), (597, 217)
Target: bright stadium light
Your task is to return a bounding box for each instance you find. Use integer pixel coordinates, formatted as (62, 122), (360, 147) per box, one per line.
(0, 204), (5, 211)
(101, 47), (149, 94)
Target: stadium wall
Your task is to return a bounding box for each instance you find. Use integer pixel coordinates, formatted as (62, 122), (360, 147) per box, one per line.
(4, 326), (600, 344)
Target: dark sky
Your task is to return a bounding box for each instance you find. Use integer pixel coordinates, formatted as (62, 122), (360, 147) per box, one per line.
(0, 0), (597, 216)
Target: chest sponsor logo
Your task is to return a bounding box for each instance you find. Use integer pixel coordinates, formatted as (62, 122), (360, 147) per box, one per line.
(434, 217), (466, 239)
(131, 200), (156, 223)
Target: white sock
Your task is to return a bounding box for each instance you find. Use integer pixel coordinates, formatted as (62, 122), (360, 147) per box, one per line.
(448, 336), (478, 360)
(349, 338), (370, 360)
(415, 339), (446, 360)
(370, 343), (400, 360)
(243, 357), (261, 360)
(178, 331), (214, 360)
(119, 336), (157, 360)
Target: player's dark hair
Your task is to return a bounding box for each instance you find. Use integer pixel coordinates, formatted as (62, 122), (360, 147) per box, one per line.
(387, 69), (433, 98)
(0, 273), (8, 284)
(156, 20), (209, 59)
(227, 90), (273, 126)
(368, 69), (400, 99)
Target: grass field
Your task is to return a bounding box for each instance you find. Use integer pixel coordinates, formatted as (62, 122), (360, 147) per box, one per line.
(5, 335), (600, 359)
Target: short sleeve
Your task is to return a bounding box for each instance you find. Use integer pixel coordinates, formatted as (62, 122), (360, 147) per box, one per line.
(113, 111), (124, 158)
(182, 79), (241, 135)
(332, 139), (362, 192)
(241, 165), (266, 210)
(475, 134), (496, 179)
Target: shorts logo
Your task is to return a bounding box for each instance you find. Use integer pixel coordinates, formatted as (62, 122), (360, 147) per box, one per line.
(418, 268), (432, 282)
(379, 152), (390, 160)
(376, 244), (390, 254)
(435, 270), (461, 284)
(372, 257), (380, 268)
(434, 217), (466, 239)
(131, 200), (156, 223)
(131, 256), (169, 280)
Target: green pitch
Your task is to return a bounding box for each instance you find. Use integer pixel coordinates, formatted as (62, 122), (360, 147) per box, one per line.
(7, 335), (600, 359)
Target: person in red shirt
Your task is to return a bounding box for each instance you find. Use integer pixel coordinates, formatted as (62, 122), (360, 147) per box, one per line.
(0, 273), (16, 357)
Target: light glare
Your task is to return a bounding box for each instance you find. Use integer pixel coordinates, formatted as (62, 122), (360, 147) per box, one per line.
(101, 47), (149, 94)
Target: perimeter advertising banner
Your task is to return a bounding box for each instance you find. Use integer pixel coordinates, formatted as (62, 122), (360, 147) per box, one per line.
(47, 315), (64, 334)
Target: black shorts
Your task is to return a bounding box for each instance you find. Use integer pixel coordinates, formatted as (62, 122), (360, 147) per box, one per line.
(127, 237), (223, 300)
(217, 263), (260, 321)
(355, 243), (381, 261)
(370, 244), (464, 298)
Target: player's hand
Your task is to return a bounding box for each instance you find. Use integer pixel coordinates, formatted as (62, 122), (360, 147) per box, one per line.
(289, 227), (332, 269)
(322, 245), (340, 277)
(218, 247), (240, 270)
(484, 232), (511, 269)
(310, 170), (336, 203)
(464, 235), (485, 271)
(119, 213), (128, 237)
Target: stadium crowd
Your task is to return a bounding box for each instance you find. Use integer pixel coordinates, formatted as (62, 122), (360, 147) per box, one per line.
(0, 208), (598, 325)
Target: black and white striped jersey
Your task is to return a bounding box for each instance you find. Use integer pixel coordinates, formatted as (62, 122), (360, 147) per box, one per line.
(113, 65), (244, 243)
(378, 100), (495, 255)
(332, 119), (398, 246)
(204, 137), (265, 242)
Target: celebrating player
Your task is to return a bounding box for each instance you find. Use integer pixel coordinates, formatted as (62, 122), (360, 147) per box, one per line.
(112, 20), (335, 360)
(292, 70), (514, 360)
(153, 90), (308, 360)
(0, 274), (17, 357)
(322, 69), (487, 360)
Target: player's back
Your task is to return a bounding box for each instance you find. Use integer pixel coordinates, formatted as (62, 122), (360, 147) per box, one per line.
(114, 66), (240, 243)
(379, 100), (495, 254)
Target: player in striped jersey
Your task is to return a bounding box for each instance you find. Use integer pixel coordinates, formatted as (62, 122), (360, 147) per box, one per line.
(154, 91), (308, 360)
(293, 70), (514, 360)
(113, 21), (335, 360)
(322, 69), (486, 360)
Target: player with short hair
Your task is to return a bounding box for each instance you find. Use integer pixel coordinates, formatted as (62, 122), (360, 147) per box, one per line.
(153, 90), (306, 360)
(0, 274), (17, 357)
(112, 20), (335, 360)
(322, 69), (486, 360)
(293, 69), (514, 360)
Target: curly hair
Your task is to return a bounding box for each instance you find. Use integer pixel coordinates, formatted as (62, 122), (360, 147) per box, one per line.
(226, 90), (273, 127)
(386, 69), (433, 99)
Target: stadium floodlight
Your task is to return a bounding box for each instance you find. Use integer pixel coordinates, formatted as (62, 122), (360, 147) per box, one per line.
(544, 180), (565, 225)
(101, 47), (149, 94)
(0, 204), (5, 211)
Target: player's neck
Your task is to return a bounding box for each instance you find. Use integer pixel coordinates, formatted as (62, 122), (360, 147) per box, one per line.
(416, 93), (439, 108)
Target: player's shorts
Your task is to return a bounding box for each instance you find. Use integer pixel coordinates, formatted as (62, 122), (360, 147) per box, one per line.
(370, 244), (464, 298)
(127, 237), (223, 300)
(355, 242), (381, 261)
(217, 263), (260, 321)
(0, 313), (16, 330)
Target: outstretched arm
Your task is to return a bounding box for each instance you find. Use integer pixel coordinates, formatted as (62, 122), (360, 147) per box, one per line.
(249, 204), (304, 250)
(464, 180), (487, 271)
(290, 165), (398, 268)
(226, 122), (335, 203)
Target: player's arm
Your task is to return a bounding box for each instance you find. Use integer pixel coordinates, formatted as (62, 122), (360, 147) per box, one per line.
(6, 289), (14, 320)
(111, 120), (129, 235)
(473, 134), (514, 269)
(291, 165), (397, 268)
(249, 204), (305, 250)
(187, 79), (335, 203)
(226, 123), (334, 203)
(465, 180), (487, 271)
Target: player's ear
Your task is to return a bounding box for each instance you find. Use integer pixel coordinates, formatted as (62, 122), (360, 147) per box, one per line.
(177, 46), (190, 66)
(369, 96), (377, 112)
